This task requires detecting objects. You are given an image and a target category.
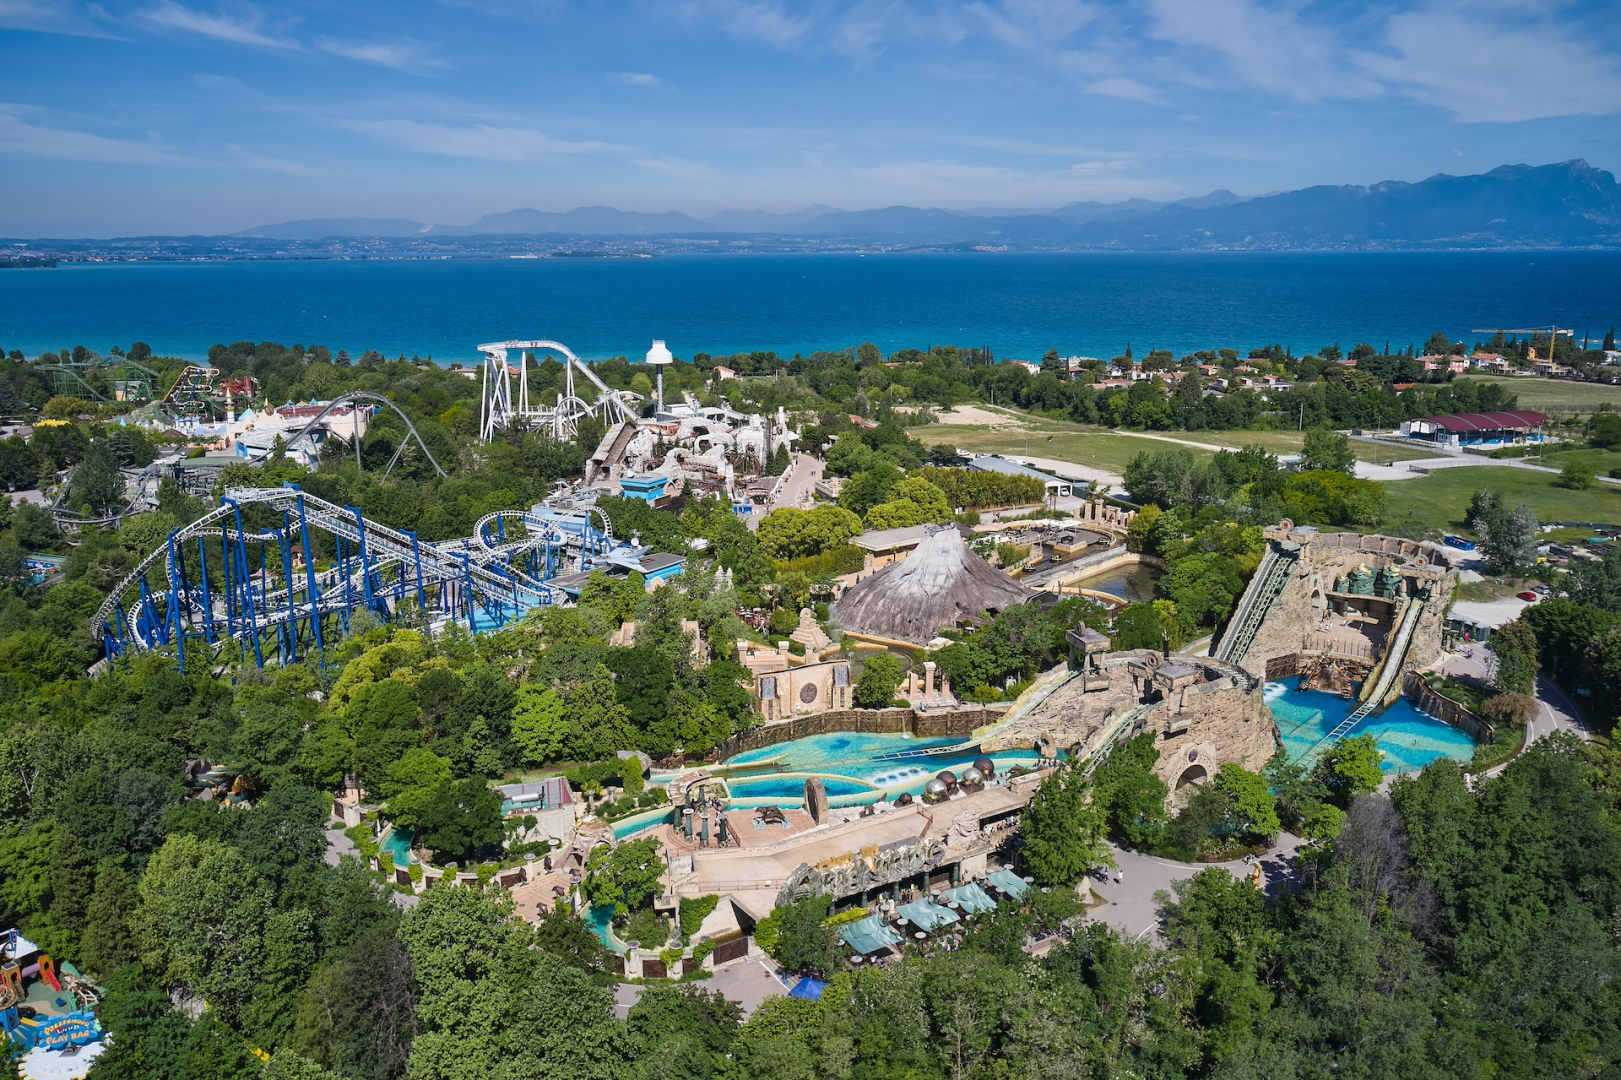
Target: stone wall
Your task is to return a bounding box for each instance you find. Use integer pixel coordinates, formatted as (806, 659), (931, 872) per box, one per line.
(1152, 677), (1276, 795)
(710, 706), (1002, 761)
(1238, 529), (1455, 681)
(1404, 671), (1494, 744)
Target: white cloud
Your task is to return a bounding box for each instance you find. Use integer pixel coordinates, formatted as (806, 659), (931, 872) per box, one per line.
(609, 71), (660, 86)
(1354, 5), (1621, 123)
(340, 118), (630, 162)
(0, 0), (116, 37)
(142, 0), (297, 49)
(1142, 0), (1379, 101)
(316, 38), (442, 71)
(223, 143), (326, 175)
(631, 155), (717, 181)
(680, 0), (815, 49)
(1083, 76), (1160, 105)
(0, 106), (190, 164)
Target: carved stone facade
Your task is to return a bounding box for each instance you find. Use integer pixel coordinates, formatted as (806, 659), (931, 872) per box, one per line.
(775, 837), (949, 908)
(1151, 673), (1276, 796)
(754, 659), (853, 721)
(1238, 526), (1455, 682)
(790, 608), (833, 652)
(983, 651), (1275, 806)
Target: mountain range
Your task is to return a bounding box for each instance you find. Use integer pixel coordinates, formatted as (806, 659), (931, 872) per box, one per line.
(229, 161), (1621, 250)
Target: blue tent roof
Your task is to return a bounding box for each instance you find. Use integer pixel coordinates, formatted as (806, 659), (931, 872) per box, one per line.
(789, 977), (829, 1001)
(837, 914), (904, 955)
(942, 882), (998, 915)
(988, 869), (1031, 898)
(895, 900), (960, 931)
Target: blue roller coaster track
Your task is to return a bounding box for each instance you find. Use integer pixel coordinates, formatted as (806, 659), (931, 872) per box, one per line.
(92, 485), (630, 672)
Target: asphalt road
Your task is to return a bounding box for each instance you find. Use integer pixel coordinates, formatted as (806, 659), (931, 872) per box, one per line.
(1084, 835), (1307, 941)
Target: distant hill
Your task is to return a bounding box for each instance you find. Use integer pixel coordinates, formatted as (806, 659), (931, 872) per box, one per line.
(436, 206), (713, 236)
(89, 160), (1621, 252)
(235, 217), (432, 239)
(1065, 161), (1621, 249)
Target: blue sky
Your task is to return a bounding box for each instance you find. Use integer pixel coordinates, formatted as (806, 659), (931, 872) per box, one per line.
(2, 0), (1619, 236)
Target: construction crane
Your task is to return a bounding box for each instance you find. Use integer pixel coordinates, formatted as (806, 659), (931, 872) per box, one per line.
(1471, 326), (1575, 360)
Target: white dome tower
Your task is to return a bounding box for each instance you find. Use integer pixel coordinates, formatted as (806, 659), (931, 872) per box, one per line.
(645, 339), (673, 412)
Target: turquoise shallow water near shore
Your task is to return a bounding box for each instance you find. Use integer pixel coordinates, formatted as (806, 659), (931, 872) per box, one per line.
(2, 251), (1618, 363)
(1267, 680), (1476, 775)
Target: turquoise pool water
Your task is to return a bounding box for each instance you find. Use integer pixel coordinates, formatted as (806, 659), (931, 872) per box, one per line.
(611, 806), (674, 840)
(720, 731), (1043, 806)
(585, 904), (621, 949)
(1267, 681), (1476, 774)
(379, 826), (413, 868)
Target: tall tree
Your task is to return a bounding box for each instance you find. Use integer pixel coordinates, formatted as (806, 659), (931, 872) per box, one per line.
(1019, 762), (1113, 885)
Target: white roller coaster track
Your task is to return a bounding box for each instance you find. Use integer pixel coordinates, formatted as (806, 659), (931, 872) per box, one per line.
(476, 339), (640, 442)
(241, 390), (448, 477)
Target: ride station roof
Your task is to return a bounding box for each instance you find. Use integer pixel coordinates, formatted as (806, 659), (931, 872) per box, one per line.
(1417, 410), (1549, 433)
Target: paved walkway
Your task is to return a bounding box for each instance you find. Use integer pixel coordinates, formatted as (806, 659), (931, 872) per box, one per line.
(1083, 835), (1307, 941)
(616, 953), (791, 1019)
(324, 818), (356, 867)
(770, 453), (824, 512)
(326, 816), (419, 909)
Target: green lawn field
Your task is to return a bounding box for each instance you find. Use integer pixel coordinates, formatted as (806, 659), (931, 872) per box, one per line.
(1455, 375), (1621, 416)
(914, 409), (1442, 475)
(1382, 465), (1621, 536)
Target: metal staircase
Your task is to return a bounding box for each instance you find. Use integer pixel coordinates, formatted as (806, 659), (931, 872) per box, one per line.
(1213, 545), (1298, 665)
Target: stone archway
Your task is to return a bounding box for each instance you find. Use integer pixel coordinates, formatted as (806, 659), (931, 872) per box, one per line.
(1176, 763), (1209, 790)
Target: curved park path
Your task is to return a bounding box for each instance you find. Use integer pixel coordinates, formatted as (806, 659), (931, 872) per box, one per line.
(1082, 836), (1308, 941)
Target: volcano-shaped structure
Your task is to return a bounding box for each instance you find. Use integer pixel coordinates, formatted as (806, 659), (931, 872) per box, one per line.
(836, 526), (1031, 645)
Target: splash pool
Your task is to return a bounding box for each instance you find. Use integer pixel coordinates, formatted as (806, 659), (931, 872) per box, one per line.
(720, 731), (1044, 807)
(1267, 680), (1476, 775)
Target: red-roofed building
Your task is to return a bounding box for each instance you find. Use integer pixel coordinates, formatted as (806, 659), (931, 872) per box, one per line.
(1400, 410), (1548, 448)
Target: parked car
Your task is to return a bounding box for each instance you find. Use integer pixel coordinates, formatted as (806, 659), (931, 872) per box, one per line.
(1516, 591), (1538, 602)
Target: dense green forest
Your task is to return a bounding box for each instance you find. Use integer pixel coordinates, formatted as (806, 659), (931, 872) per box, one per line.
(2, 339), (1619, 1078)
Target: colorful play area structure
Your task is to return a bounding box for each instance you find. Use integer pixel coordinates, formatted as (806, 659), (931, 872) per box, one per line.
(1, 930), (106, 1079)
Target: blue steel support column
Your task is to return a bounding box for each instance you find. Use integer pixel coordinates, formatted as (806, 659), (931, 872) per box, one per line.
(405, 531), (426, 611)
(348, 506), (377, 615)
(137, 573), (162, 648)
(165, 532), (184, 674)
(223, 498), (265, 669)
(196, 538), (215, 647)
(221, 522), (235, 639)
(460, 553), (475, 626)
(278, 513), (298, 666)
(295, 494), (326, 667)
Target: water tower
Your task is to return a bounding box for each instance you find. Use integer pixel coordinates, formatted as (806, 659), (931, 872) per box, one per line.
(645, 339), (673, 412)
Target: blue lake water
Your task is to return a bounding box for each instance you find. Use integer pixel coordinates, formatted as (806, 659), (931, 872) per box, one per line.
(1266, 680), (1476, 775)
(2, 251), (1618, 363)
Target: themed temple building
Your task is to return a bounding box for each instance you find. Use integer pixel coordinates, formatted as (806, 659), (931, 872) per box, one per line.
(1212, 521), (1455, 710)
